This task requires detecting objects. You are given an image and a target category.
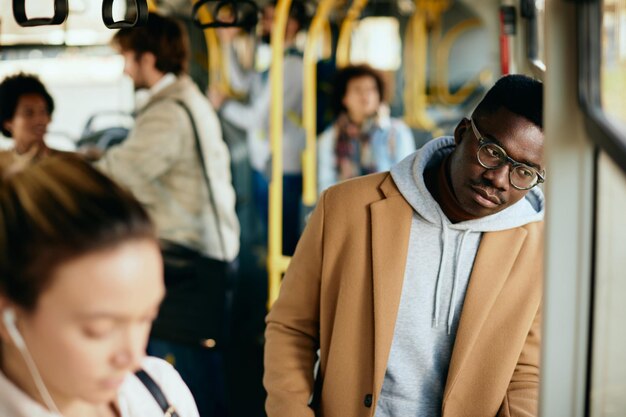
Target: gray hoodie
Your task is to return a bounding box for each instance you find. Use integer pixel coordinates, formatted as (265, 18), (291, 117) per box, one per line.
(374, 136), (544, 417)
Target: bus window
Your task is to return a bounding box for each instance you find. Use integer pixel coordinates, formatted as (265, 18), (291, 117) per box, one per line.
(601, 0), (626, 125)
(587, 1), (626, 415)
(0, 0), (117, 45)
(350, 17), (402, 71)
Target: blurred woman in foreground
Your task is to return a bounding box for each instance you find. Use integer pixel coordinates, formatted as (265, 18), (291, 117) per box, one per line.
(0, 154), (199, 417)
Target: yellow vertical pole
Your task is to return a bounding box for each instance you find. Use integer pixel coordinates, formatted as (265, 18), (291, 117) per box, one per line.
(403, 0), (456, 131)
(267, 0), (292, 308)
(192, 1), (226, 91)
(302, 0), (336, 207)
(403, 4), (437, 131)
(335, 0), (369, 68)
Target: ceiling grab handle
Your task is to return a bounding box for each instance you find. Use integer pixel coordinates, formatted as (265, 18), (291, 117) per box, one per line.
(102, 0), (149, 29)
(12, 0), (69, 27)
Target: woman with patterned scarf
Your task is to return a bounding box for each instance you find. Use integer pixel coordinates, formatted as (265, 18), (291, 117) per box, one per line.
(318, 65), (416, 193)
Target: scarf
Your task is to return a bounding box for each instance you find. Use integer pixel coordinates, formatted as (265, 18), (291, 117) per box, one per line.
(334, 113), (377, 181)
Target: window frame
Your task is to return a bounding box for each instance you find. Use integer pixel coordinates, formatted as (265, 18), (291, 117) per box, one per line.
(578, 0), (626, 175)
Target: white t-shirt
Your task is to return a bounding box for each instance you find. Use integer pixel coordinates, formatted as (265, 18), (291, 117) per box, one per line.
(0, 356), (199, 417)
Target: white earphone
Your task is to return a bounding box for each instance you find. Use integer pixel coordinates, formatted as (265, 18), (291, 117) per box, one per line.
(3, 308), (26, 349)
(2, 307), (62, 415)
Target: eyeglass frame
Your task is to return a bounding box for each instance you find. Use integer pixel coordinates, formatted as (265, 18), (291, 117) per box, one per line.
(469, 118), (545, 190)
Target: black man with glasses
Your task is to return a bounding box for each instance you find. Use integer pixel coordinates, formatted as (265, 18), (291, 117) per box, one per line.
(264, 75), (545, 417)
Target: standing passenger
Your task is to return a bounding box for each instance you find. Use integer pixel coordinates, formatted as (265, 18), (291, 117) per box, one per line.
(94, 12), (239, 417)
(209, 0), (308, 256)
(0, 154), (199, 417)
(317, 65), (416, 193)
(0, 73), (54, 157)
(264, 75), (546, 417)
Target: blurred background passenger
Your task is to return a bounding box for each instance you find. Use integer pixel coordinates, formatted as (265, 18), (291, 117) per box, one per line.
(318, 65), (416, 193)
(0, 154), (199, 417)
(209, 0), (308, 256)
(0, 73), (54, 157)
(95, 13), (239, 417)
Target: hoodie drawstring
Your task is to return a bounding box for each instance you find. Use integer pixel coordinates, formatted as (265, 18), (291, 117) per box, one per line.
(446, 229), (472, 334)
(433, 226), (449, 328)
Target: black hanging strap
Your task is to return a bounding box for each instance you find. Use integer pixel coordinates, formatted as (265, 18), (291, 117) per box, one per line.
(12, 0), (68, 27)
(174, 100), (228, 259)
(102, 0), (149, 29)
(135, 369), (180, 417)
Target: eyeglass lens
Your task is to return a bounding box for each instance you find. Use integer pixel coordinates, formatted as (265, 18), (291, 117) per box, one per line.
(478, 143), (538, 189)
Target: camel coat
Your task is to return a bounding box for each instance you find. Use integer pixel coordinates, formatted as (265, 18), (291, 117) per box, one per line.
(264, 172), (543, 417)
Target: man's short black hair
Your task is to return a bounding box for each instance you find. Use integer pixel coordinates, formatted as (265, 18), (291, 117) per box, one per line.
(0, 73), (54, 138)
(472, 74), (543, 129)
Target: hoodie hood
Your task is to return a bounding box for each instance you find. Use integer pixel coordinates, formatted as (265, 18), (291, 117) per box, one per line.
(390, 136), (545, 231)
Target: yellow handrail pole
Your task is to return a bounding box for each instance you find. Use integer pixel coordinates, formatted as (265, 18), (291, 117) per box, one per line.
(321, 19), (333, 60)
(193, 1), (226, 91)
(147, 0), (158, 12)
(335, 0), (369, 68)
(403, 7), (436, 130)
(267, 0), (292, 308)
(302, 0), (336, 207)
(434, 18), (483, 105)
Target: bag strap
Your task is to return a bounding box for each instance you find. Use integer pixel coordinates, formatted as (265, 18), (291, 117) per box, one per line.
(174, 100), (227, 259)
(135, 369), (180, 417)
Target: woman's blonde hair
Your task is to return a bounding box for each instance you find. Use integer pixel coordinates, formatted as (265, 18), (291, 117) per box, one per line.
(0, 153), (155, 310)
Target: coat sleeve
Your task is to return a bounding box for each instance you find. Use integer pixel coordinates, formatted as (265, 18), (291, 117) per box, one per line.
(95, 102), (184, 189)
(497, 304), (541, 417)
(263, 191), (326, 417)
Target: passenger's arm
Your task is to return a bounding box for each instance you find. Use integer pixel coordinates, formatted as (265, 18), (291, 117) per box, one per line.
(264, 191), (325, 417)
(224, 43), (255, 93)
(95, 102), (183, 189)
(497, 305), (541, 417)
(220, 55), (303, 133)
(220, 79), (270, 131)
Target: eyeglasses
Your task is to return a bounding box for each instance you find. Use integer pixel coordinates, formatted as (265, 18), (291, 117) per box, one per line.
(470, 118), (545, 190)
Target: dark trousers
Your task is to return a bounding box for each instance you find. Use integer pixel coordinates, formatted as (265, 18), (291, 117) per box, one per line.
(148, 338), (227, 417)
(252, 169), (303, 256)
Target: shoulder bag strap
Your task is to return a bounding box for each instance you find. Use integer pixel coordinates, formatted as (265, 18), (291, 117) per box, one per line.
(135, 369), (180, 417)
(173, 100), (227, 259)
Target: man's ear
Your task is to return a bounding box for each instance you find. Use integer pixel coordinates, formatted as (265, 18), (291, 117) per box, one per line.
(453, 118), (470, 146)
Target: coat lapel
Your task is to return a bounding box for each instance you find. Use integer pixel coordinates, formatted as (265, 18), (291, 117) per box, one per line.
(370, 175), (413, 397)
(442, 227), (528, 405)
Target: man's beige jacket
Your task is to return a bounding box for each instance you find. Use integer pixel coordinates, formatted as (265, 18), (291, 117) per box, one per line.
(97, 76), (239, 261)
(264, 172), (543, 417)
